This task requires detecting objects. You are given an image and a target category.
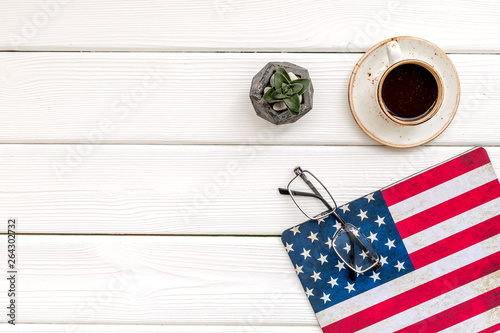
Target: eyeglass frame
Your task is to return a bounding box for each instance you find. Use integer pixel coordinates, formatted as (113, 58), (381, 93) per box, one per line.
(279, 167), (381, 276)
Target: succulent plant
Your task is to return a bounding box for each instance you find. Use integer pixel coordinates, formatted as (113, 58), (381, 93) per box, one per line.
(263, 67), (311, 115)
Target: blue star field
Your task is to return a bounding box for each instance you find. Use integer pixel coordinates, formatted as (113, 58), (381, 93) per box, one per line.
(281, 190), (415, 313)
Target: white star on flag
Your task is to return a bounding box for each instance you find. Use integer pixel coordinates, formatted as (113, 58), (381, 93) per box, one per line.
(307, 232), (319, 243)
(328, 277), (338, 288)
(300, 248), (311, 260)
(365, 193), (375, 202)
(324, 237), (333, 249)
(317, 254), (328, 265)
(304, 287), (314, 298)
(339, 204), (350, 213)
(357, 209), (368, 221)
(345, 282), (356, 293)
(317, 218), (325, 225)
(385, 238), (396, 250)
(333, 220), (342, 230)
(320, 292), (331, 304)
(284, 243), (294, 253)
(367, 231), (378, 243)
(379, 255), (388, 266)
(310, 271), (321, 282)
(335, 260), (346, 271)
(295, 264), (304, 275)
(374, 215), (386, 227)
(395, 260), (406, 271)
(370, 271), (381, 282)
(290, 225), (300, 235)
(343, 243), (351, 253)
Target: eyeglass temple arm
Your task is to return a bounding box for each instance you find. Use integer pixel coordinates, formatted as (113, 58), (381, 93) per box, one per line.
(348, 231), (356, 281)
(297, 171), (323, 197)
(278, 188), (334, 211)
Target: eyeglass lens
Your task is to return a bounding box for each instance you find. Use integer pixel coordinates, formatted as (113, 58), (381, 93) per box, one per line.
(332, 224), (380, 273)
(288, 171), (337, 220)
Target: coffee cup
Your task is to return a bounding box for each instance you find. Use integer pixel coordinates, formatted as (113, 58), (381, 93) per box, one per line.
(377, 41), (444, 126)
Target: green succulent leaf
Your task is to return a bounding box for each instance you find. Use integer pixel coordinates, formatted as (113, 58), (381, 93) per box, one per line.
(264, 69), (309, 110)
(274, 73), (290, 90)
(263, 87), (281, 103)
(275, 68), (291, 82)
(281, 83), (291, 95)
(288, 83), (303, 95)
(291, 78), (311, 95)
(284, 94), (301, 115)
(271, 89), (287, 100)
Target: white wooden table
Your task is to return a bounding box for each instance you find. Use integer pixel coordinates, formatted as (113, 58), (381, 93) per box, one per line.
(1, 1), (500, 332)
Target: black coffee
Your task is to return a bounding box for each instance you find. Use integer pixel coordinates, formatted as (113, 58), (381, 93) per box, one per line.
(381, 63), (438, 120)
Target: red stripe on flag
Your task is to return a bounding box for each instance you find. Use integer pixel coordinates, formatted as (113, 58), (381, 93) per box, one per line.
(409, 214), (500, 269)
(321, 252), (500, 333)
(394, 286), (500, 333)
(396, 180), (500, 238)
(382, 148), (490, 207)
(478, 322), (500, 333)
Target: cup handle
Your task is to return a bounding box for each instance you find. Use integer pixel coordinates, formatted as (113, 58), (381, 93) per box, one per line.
(386, 40), (403, 65)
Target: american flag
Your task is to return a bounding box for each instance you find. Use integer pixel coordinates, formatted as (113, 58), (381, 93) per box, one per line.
(281, 147), (500, 332)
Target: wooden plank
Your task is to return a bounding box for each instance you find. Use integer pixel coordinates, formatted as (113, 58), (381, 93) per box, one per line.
(0, 235), (317, 325)
(0, 52), (499, 145)
(0, 1), (499, 52)
(1, 324), (322, 332)
(2, 145), (497, 235)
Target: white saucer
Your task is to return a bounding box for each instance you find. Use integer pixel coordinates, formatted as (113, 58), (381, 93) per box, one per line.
(348, 36), (460, 148)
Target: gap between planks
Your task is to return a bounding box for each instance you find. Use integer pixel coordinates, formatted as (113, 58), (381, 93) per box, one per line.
(1, 1), (500, 52)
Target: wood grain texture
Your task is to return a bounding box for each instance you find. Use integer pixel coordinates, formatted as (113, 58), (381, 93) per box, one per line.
(2, 325), (322, 332)
(0, 52), (499, 145)
(2, 145), (498, 235)
(0, 235), (317, 326)
(1, 1), (499, 331)
(0, 1), (500, 52)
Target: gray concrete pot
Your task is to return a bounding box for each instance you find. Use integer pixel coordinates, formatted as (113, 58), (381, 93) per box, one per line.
(249, 62), (314, 125)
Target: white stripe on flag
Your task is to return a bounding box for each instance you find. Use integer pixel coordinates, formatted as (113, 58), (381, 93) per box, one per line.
(315, 234), (500, 328)
(403, 197), (500, 254)
(357, 270), (500, 332)
(388, 163), (496, 222)
(439, 307), (500, 333)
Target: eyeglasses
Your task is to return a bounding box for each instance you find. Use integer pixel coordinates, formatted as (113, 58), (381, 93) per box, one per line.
(279, 167), (381, 280)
